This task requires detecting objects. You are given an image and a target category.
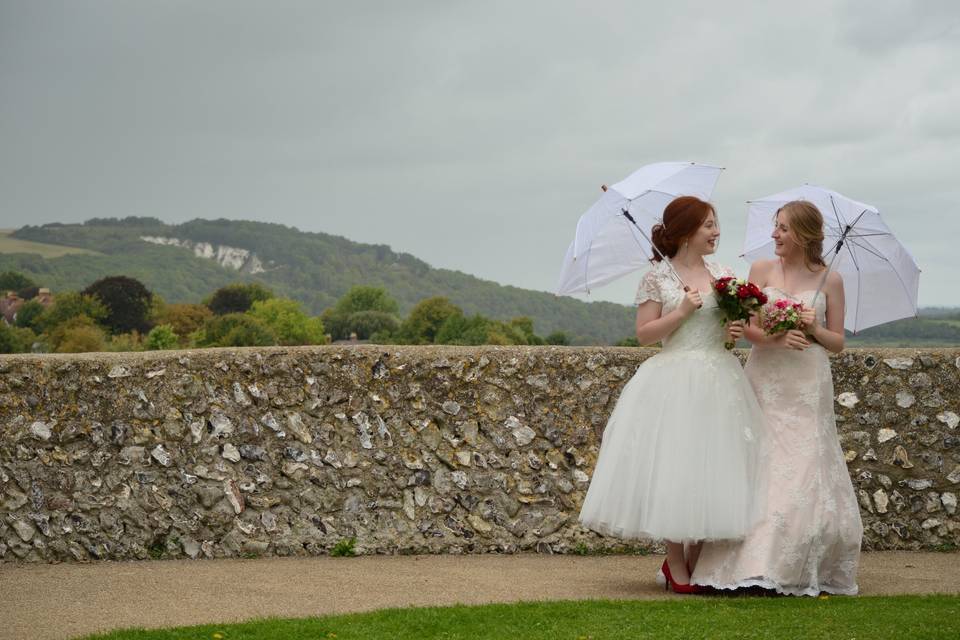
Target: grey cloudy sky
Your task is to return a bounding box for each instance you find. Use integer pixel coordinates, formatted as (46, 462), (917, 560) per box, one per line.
(1, 0), (958, 307)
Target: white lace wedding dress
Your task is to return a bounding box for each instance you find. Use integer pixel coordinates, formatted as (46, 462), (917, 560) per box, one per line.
(578, 258), (767, 543)
(691, 287), (863, 595)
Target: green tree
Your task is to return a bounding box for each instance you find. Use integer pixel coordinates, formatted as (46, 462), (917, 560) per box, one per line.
(0, 323), (36, 354)
(37, 292), (108, 333)
(0, 271), (36, 293)
(106, 331), (145, 352)
(16, 286), (40, 300)
(14, 299), (45, 332)
(435, 313), (487, 345)
(48, 316), (107, 353)
(545, 331), (571, 346)
(322, 286), (400, 340)
(194, 313), (277, 347)
(348, 310), (399, 340)
(206, 283), (274, 315)
(395, 297), (462, 344)
(145, 324), (180, 350)
(333, 285), (399, 315)
(248, 298), (327, 345)
(154, 303), (213, 346)
(82, 275), (154, 334)
(508, 317), (543, 345)
(433, 312), (543, 346)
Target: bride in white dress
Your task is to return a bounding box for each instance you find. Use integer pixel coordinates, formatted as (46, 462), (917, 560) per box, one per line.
(692, 200), (863, 595)
(578, 196), (767, 593)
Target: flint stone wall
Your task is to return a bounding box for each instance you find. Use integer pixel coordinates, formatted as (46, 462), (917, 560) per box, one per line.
(1, 345), (958, 563)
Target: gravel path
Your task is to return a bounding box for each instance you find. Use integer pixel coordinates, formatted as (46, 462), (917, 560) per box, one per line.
(2, 552), (958, 640)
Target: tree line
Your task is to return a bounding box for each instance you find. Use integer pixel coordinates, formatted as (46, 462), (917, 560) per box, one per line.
(0, 270), (572, 354)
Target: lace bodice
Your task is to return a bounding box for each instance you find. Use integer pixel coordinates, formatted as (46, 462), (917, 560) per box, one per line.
(634, 258), (737, 352)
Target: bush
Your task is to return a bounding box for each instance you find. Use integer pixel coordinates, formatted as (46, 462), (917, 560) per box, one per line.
(105, 331), (145, 352)
(347, 310), (399, 340)
(48, 316), (107, 353)
(154, 303), (213, 346)
(194, 313), (278, 347)
(38, 291), (107, 333)
(248, 298), (326, 346)
(82, 275), (154, 334)
(322, 286), (401, 340)
(206, 283), (274, 315)
(14, 299), (45, 332)
(394, 297), (462, 344)
(145, 324), (180, 350)
(0, 323), (36, 354)
(509, 317), (543, 345)
(434, 313), (538, 346)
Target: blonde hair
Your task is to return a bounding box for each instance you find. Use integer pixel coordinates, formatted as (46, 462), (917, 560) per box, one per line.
(776, 200), (826, 271)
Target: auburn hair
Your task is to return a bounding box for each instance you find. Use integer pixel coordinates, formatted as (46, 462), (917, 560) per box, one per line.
(776, 200), (827, 270)
(650, 196), (716, 262)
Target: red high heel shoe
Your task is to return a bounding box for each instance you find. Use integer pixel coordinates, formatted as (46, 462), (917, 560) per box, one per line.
(661, 559), (701, 595)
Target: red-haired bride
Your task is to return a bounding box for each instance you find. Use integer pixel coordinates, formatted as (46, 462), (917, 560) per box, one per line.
(579, 195), (767, 593)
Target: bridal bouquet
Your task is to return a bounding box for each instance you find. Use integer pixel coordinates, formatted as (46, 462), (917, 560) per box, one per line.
(713, 277), (767, 349)
(760, 298), (805, 336)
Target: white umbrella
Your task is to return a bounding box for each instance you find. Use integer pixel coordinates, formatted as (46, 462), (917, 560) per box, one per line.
(556, 161), (724, 296)
(742, 184), (921, 333)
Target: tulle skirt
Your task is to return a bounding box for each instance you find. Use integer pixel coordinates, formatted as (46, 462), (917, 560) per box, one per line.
(578, 349), (766, 542)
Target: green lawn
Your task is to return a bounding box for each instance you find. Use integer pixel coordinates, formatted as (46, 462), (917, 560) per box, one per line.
(0, 229), (103, 258)
(79, 595), (959, 640)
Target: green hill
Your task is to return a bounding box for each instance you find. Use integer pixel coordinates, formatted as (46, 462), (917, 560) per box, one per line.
(2, 218), (635, 344)
(0, 229), (103, 258)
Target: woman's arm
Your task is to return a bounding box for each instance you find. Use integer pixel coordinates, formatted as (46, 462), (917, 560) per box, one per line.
(742, 262), (771, 346)
(634, 290), (701, 346)
(805, 270), (845, 353)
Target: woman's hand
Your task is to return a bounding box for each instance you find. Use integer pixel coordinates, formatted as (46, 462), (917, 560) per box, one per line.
(799, 308), (817, 335)
(677, 289), (703, 317)
(782, 328), (810, 350)
(725, 320), (745, 343)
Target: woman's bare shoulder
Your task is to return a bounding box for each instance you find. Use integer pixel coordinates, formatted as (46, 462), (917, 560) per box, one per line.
(748, 259), (776, 278)
(824, 269), (843, 287)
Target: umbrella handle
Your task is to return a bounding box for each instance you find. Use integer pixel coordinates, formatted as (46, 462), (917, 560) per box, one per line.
(620, 207), (702, 308)
(680, 285), (703, 309)
(811, 224), (849, 308)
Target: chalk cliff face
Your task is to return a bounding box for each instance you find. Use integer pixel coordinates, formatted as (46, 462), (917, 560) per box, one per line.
(140, 236), (266, 274)
(0, 346), (958, 563)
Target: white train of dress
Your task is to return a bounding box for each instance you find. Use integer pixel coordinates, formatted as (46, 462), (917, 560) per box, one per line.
(578, 258), (767, 543)
(691, 287), (863, 595)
